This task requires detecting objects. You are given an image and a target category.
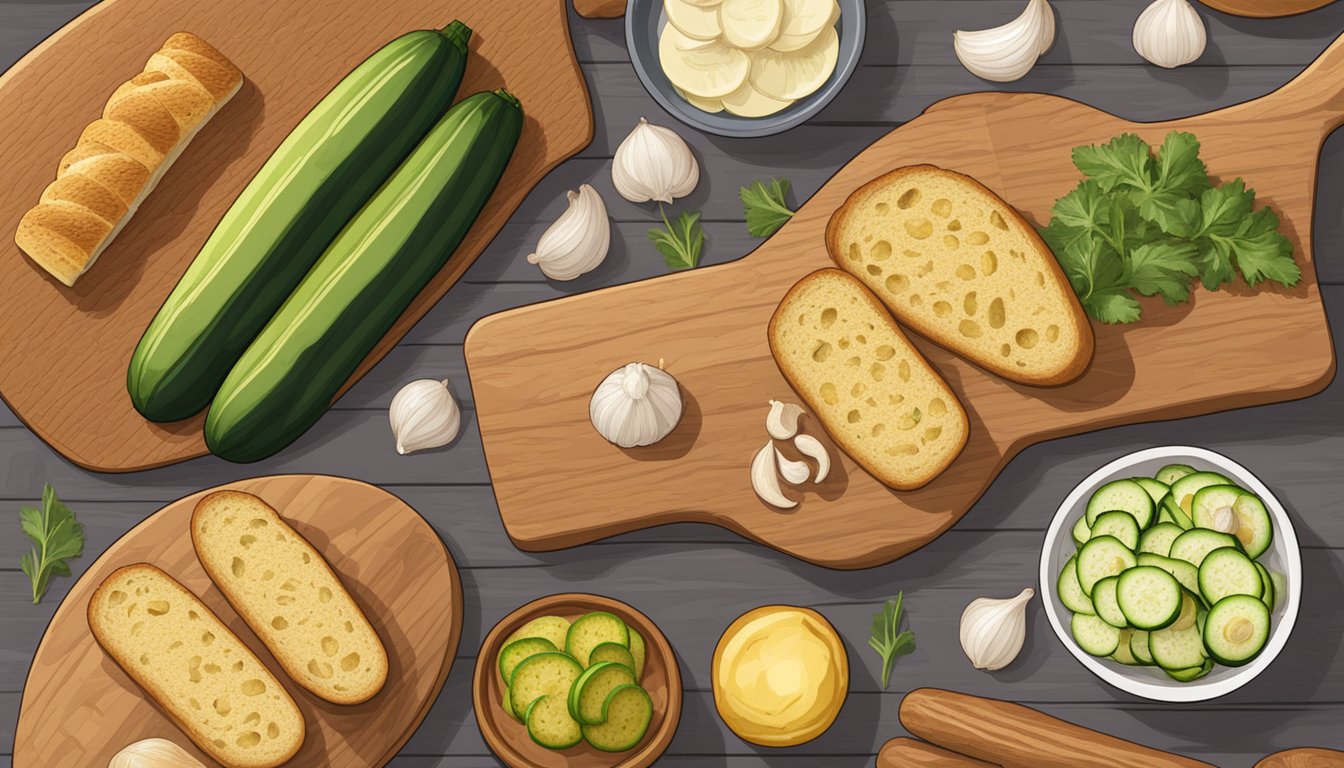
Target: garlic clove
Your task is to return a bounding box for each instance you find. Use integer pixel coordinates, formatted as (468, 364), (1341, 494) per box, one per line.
(766, 399), (805, 440)
(612, 118), (700, 204)
(590, 362), (684, 448)
(389, 378), (461, 455)
(527, 184), (610, 281)
(959, 587), (1034, 671)
(751, 441), (797, 508)
(793, 433), (831, 483)
(110, 738), (207, 768)
(775, 448), (811, 486)
(1133, 0), (1206, 69)
(953, 0), (1056, 83)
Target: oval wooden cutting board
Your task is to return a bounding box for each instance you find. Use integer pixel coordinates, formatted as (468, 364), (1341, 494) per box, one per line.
(0, 0), (592, 472)
(465, 35), (1344, 569)
(14, 475), (462, 767)
(1198, 0), (1338, 17)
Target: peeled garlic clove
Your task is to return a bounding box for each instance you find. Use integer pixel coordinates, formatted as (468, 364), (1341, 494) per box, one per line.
(793, 433), (831, 482)
(1211, 505), (1239, 534)
(389, 378), (461, 455)
(751, 441), (797, 508)
(612, 118), (700, 204)
(953, 0), (1055, 83)
(766, 399), (805, 440)
(590, 362), (684, 448)
(1133, 0), (1206, 69)
(527, 184), (610, 281)
(960, 587), (1034, 671)
(775, 448), (811, 486)
(110, 738), (206, 768)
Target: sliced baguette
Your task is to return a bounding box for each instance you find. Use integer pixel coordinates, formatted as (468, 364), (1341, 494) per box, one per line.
(826, 164), (1093, 385)
(769, 269), (969, 490)
(88, 564), (304, 768)
(191, 491), (388, 704)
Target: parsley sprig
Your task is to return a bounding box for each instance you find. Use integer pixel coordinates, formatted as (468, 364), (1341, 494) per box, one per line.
(869, 592), (916, 689)
(648, 204), (705, 271)
(1041, 131), (1300, 324)
(19, 484), (84, 605)
(739, 177), (795, 237)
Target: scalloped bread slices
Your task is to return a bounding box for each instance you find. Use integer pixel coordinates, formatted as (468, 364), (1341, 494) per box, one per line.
(88, 564), (304, 768)
(769, 269), (969, 490)
(826, 165), (1093, 385)
(191, 491), (387, 705)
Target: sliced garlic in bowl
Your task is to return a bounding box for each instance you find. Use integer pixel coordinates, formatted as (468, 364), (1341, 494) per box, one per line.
(722, 82), (794, 118)
(749, 26), (839, 100)
(720, 0), (785, 50)
(666, 0), (723, 39)
(659, 26), (751, 98)
(676, 87), (725, 113)
(773, 0), (837, 51)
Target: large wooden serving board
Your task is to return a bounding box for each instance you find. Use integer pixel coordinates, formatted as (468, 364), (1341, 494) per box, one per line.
(465, 36), (1344, 570)
(14, 475), (462, 767)
(0, 0), (592, 471)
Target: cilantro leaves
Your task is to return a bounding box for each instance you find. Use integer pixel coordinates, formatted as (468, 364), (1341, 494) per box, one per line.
(740, 177), (796, 237)
(648, 206), (706, 271)
(1043, 131), (1299, 324)
(19, 484), (84, 605)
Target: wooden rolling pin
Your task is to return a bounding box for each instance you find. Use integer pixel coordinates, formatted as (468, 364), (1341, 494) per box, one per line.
(573, 0), (625, 18)
(1257, 749), (1344, 767)
(879, 737), (999, 767)
(900, 689), (1214, 768)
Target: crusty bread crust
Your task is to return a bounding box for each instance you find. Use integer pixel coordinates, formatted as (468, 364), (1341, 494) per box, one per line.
(825, 164), (1094, 386)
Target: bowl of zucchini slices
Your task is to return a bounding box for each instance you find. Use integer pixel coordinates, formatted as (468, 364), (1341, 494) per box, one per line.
(1040, 446), (1301, 702)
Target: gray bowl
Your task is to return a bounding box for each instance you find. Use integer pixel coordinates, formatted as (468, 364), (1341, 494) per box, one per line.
(626, 0), (867, 137)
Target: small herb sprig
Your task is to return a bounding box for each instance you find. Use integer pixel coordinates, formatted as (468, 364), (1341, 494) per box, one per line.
(648, 205), (705, 271)
(869, 592), (916, 689)
(740, 177), (796, 237)
(19, 483), (84, 605)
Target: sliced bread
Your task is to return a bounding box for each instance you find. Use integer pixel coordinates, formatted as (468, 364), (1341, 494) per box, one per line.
(88, 564), (304, 768)
(191, 491), (388, 705)
(826, 164), (1094, 385)
(769, 269), (969, 490)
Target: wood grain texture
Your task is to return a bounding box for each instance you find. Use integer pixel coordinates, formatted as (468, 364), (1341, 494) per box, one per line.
(1257, 749), (1344, 767)
(472, 594), (681, 768)
(0, 0), (592, 472)
(899, 688), (1214, 768)
(877, 737), (999, 767)
(1199, 0), (1339, 17)
(465, 36), (1343, 569)
(573, 0), (626, 19)
(12, 475), (462, 767)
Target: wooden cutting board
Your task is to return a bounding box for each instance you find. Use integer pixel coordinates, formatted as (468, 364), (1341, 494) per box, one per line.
(465, 37), (1343, 570)
(13, 475), (462, 767)
(1256, 749), (1344, 767)
(0, 0), (591, 472)
(1198, 0), (1339, 17)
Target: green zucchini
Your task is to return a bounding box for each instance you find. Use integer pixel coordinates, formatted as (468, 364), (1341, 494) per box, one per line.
(128, 23), (472, 422)
(205, 89), (523, 462)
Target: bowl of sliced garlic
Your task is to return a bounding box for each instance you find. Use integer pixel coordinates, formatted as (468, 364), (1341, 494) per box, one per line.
(627, 0), (866, 137)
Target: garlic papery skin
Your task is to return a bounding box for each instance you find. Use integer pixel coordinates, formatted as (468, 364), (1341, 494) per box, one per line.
(953, 0), (1056, 83)
(766, 399), (805, 440)
(389, 378), (461, 455)
(1133, 0), (1206, 69)
(612, 118), (700, 204)
(775, 448), (811, 486)
(751, 441), (797, 508)
(793, 433), (831, 482)
(590, 362), (684, 448)
(960, 587), (1034, 671)
(527, 184), (610, 281)
(109, 739), (206, 768)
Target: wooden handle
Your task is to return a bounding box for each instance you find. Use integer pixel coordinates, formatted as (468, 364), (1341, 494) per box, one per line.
(573, 0), (625, 18)
(1252, 30), (1344, 135)
(878, 737), (999, 767)
(1256, 748), (1344, 768)
(900, 689), (1214, 768)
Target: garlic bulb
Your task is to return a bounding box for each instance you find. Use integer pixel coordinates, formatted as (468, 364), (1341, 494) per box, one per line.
(960, 587), (1034, 671)
(590, 362), (684, 448)
(527, 184), (610, 281)
(766, 399), (805, 440)
(953, 0), (1056, 83)
(612, 118), (699, 204)
(751, 441), (797, 508)
(775, 448), (811, 486)
(793, 433), (831, 482)
(109, 739), (206, 768)
(389, 378), (461, 455)
(1133, 0), (1206, 69)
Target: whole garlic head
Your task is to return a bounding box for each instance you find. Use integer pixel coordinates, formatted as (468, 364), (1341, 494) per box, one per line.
(612, 118), (699, 204)
(1133, 0), (1206, 69)
(960, 587), (1034, 671)
(590, 362), (684, 448)
(389, 378), (461, 455)
(527, 184), (610, 281)
(109, 739), (206, 768)
(953, 0), (1056, 83)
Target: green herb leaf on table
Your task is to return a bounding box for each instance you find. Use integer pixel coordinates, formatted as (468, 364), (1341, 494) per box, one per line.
(19, 483), (84, 605)
(649, 207), (705, 271)
(740, 177), (795, 237)
(868, 592), (916, 689)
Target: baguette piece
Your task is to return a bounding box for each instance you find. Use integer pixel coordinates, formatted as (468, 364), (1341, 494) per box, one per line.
(88, 564), (304, 768)
(16, 32), (242, 286)
(826, 164), (1094, 385)
(769, 269), (969, 490)
(192, 491), (388, 705)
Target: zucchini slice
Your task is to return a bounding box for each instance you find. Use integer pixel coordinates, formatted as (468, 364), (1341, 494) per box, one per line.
(1136, 553), (1201, 599)
(1090, 511), (1140, 550)
(1111, 628), (1141, 665)
(1165, 658), (1213, 682)
(1116, 566), (1182, 630)
(1170, 529), (1240, 568)
(1159, 494), (1194, 529)
(1138, 522), (1184, 558)
(1085, 479), (1155, 529)
(1198, 547), (1263, 605)
(1149, 619), (1207, 670)
(1231, 493), (1273, 559)
(1091, 576), (1128, 629)
(1254, 562), (1276, 612)
(1071, 613), (1121, 657)
(588, 642), (637, 675)
(629, 629), (647, 681)
(1076, 536), (1137, 596)
(1170, 471), (1234, 516)
(1134, 477), (1171, 505)
(506, 615), (572, 652)
(567, 612), (630, 666)
(581, 683), (654, 753)
(1204, 595), (1270, 666)
(1155, 464), (1197, 485)
(1072, 515), (1092, 548)
(509, 652), (583, 721)
(498, 637), (557, 685)
(1129, 629), (1154, 665)
(1058, 556), (1096, 615)
(526, 694), (583, 749)
(568, 661), (636, 725)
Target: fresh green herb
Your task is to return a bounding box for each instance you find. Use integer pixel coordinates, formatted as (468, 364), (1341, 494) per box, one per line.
(740, 177), (795, 237)
(868, 592), (916, 689)
(648, 206), (706, 271)
(19, 484), (84, 605)
(1041, 131), (1300, 324)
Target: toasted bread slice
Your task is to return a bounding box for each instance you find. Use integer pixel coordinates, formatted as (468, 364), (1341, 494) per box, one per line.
(826, 164), (1093, 385)
(769, 269), (969, 490)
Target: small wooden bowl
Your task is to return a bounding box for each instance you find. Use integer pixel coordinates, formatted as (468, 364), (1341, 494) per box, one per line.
(473, 594), (682, 768)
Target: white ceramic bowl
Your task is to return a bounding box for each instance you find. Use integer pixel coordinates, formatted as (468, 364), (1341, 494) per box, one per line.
(1039, 446), (1301, 702)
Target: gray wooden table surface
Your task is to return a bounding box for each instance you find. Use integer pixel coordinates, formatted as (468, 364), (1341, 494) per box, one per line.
(3, 1), (1343, 766)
